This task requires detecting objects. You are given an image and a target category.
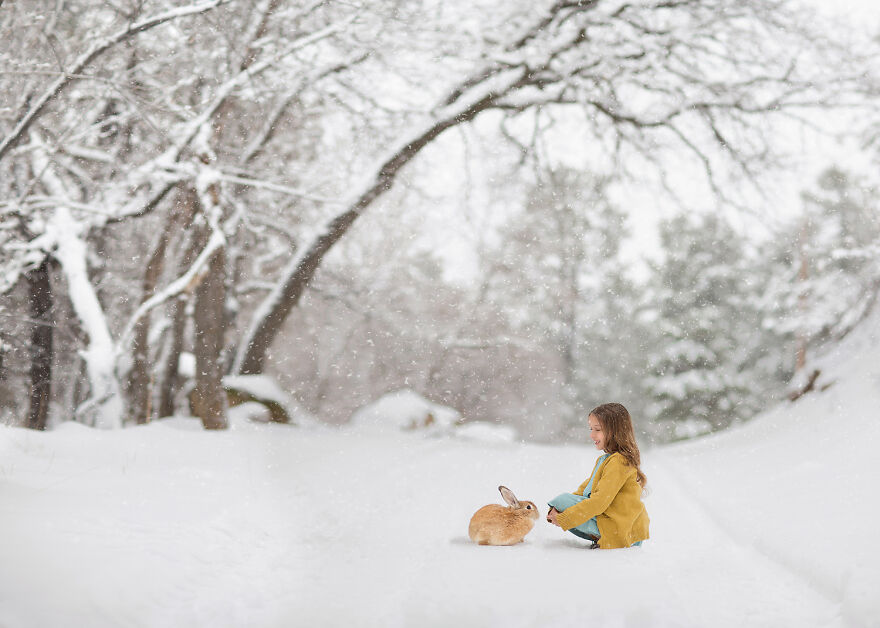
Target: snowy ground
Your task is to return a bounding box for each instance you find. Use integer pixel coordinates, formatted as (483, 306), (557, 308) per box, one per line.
(2, 323), (879, 627)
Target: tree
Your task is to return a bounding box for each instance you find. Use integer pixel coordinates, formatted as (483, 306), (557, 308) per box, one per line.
(764, 167), (880, 377)
(643, 213), (789, 439)
(0, 0), (376, 428)
(484, 167), (646, 434)
(0, 0), (870, 430)
(25, 259), (53, 430)
(232, 0), (863, 379)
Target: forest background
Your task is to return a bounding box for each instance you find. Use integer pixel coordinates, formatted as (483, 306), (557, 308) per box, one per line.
(2, 0), (879, 443)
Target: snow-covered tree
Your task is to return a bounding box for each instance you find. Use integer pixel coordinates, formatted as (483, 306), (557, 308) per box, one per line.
(231, 0), (867, 380)
(0, 0), (874, 432)
(484, 168), (647, 435)
(763, 167), (880, 379)
(643, 213), (788, 440)
(0, 0), (381, 428)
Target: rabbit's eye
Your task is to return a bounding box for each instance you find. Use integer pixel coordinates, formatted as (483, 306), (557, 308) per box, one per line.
(526, 505), (532, 509)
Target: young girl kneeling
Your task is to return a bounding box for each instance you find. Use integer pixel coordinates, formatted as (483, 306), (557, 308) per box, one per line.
(547, 402), (649, 549)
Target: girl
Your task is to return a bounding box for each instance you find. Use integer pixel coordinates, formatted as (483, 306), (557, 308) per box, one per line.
(547, 402), (649, 549)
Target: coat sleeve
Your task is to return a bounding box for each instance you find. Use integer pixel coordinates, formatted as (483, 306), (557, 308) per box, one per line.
(556, 454), (631, 531)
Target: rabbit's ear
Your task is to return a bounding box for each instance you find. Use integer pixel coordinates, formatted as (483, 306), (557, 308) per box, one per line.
(499, 485), (520, 507)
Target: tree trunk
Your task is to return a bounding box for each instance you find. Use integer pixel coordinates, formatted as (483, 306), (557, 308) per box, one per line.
(51, 208), (122, 429)
(157, 199), (204, 418)
(795, 221), (809, 371)
(157, 293), (188, 418)
(127, 224), (172, 424)
(191, 240), (228, 430)
(127, 187), (194, 423)
(26, 259), (53, 430)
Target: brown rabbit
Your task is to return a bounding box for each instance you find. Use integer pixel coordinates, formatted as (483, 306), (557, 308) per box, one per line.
(468, 486), (540, 545)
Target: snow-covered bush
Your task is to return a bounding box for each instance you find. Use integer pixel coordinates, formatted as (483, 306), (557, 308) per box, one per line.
(348, 389), (521, 443)
(349, 389), (461, 434)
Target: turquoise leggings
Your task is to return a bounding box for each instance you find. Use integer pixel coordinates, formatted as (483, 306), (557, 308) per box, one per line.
(548, 493), (600, 540)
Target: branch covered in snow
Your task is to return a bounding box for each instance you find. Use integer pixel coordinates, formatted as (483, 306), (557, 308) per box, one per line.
(233, 0), (864, 375)
(44, 208), (122, 429)
(0, 0), (229, 162)
(117, 214), (226, 355)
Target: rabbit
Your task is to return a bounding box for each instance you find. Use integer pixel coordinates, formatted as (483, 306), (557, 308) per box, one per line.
(468, 485), (540, 545)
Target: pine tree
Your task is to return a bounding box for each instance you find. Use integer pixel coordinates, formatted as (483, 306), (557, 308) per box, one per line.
(761, 167), (880, 388)
(486, 168), (648, 435)
(798, 169), (880, 349)
(644, 212), (785, 440)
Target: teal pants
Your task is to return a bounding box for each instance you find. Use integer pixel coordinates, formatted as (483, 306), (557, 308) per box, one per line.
(548, 493), (600, 540)
(548, 493), (643, 547)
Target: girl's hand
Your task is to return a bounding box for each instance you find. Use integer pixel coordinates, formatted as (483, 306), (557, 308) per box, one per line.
(547, 507), (560, 527)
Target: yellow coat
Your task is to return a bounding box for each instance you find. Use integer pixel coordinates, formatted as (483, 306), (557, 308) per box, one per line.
(555, 452), (650, 549)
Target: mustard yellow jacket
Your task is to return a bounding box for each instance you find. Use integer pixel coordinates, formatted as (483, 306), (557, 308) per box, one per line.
(555, 452), (650, 549)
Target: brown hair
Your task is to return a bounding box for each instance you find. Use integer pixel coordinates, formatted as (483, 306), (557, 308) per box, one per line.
(590, 402), (647, 488)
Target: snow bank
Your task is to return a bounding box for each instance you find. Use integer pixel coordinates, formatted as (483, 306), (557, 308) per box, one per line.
(223, 374), (290, 406)
(655, 313), (880, 628)
(0, 417), (854, 628)
(348, 388), (461, 433)
(349, 389), (520, 443)
(453, 420), (519, 443)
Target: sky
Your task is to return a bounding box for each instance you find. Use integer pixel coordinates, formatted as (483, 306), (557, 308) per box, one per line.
(805, 0), (880, 22)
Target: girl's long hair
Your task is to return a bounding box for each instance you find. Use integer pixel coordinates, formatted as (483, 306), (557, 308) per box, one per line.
(590, 402), (647, 488)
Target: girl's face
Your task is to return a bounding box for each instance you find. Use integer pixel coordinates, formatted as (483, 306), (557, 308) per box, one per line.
(588, 414), (607, 451)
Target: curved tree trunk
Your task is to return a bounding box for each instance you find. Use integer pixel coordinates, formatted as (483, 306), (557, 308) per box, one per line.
(52, 208), (123, 429)
(234, 86), (514, 375)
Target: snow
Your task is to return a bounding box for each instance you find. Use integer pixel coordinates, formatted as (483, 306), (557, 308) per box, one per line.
(2, 321), (880, 627)
(222, 374), (319, 427)
(349, 388), (461, 433)
(349, 390), (520, 443)
(222, 374), (291, 407)
(453, 420), (519, 443)
(178, 352), (196, 379)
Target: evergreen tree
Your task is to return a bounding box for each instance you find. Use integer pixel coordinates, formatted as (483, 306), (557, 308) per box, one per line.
(790, 169), (880, 359)
(760, 166), (880, 392)
(486, 168), (648, 435)
(644, 212), (786, 440)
